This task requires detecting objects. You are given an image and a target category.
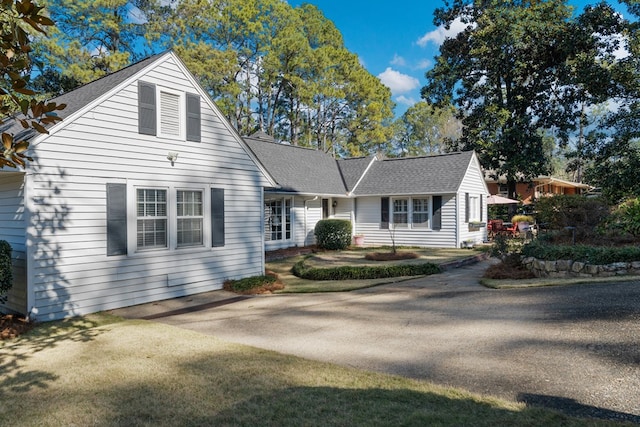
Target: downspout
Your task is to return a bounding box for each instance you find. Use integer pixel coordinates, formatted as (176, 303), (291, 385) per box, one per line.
(24, 170), (36, 321)
(303, 196), (319, 246)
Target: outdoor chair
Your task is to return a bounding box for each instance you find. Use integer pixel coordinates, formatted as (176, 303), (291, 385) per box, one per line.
(504, 222), (518, 237)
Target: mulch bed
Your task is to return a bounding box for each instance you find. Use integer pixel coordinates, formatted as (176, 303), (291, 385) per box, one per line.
(483, 255), (535, 280)
(364, 252), (419, 261)
(0, 314), (32, 340)
(265, 245), (317, 261)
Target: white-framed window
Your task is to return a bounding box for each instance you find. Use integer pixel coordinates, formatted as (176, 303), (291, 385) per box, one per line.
(388, 196), (434, 229)
(412, 198), (430, 228)
(469, 194), (480, 222)
(176, 190), (203, 247)
(119, 184), (224, 255)
(265, 198), (292, 241)
(392, 198), (409, 228)
(136, 188), (168, 250)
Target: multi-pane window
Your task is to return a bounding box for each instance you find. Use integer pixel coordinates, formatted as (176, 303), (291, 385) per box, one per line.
(265, 198), (292, 241)
(392, 199), (408, 227)
(177, 190), (203, 247)
(159, 91), (180, 136)
(412, 198), (430, 228)
(137, 189), (167, 249)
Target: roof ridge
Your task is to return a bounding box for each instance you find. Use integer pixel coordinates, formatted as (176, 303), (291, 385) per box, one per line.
(245, 137), (332, 154)
(48, 50), (170, 103)
(378, 151), (470, 162)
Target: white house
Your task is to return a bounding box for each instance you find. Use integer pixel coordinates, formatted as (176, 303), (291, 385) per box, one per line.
(0, 51), (275, 320)
(244, 133), (489, 250)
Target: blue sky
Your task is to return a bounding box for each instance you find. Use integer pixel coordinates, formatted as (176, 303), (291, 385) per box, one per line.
(288, 0), (630, 117)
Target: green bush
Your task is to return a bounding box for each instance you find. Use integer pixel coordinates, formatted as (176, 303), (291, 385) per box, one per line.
(521, 239), (640, 264)
(314, 219), (352, 250)
(224, 275), (277, 293)
(534, 195), (610, 238)
(0, 240), (13, 304)
(599, 197), (640, 237)
(292, 257), (440, 280)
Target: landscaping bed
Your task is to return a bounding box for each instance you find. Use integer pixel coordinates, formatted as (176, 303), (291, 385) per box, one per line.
(0, 313), (32, 339)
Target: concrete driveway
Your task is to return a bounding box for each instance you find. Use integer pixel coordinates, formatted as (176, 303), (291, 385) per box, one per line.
(121, 261), (640, 422)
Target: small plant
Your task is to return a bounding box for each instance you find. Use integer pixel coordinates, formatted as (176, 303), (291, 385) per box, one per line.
(0, 240), (12, 304)
(314, 219), (352, 250)
(223, 271), (284, 294)
(511, 214), (534, 224)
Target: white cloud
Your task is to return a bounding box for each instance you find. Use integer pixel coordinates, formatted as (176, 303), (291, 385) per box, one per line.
(377, 68), (420, 94)
(390, 54), (406, 67)
(417, 17), (471, 47)
(414, 59), (432, 70)
(395, 95), (417, 107)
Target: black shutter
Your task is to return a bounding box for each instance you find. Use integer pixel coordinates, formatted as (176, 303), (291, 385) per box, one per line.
(480, 194), (483, 221)
(106, 184), (127, 256)
(380, 197), (389, 229)
(186, 93), (201, 142)
(432, 196), (442, 230)
(465, 192), (470, 223)
(211, 188), (225, 247)
(138, 82), (156, 135)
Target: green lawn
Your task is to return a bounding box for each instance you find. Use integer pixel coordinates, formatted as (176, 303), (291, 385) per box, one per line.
(268, 247), (481, 293)
(0, 314), (622, 426)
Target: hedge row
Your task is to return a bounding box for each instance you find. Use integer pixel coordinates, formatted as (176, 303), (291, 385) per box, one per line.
(292, 258), (441, 280)
(522, 240), (640, 265)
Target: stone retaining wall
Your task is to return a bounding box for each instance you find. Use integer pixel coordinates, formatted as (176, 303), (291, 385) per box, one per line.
(522, 256), (640, 278)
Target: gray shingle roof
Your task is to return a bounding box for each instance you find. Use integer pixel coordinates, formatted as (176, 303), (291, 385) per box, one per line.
(336, 156), (373, 192)
(2, 52), (168, 141)
(244, 136), (348, 195)
(350, 151), (475, 196)
(245, 134), (476, 197)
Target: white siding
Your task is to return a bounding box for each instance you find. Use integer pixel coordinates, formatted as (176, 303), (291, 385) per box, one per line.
(0, 172), (27, 314)
(354, 196), (458, 248)
(457, 155), (490, 246)
(298, 197), (321, 247)
(25, 55), (270, 320)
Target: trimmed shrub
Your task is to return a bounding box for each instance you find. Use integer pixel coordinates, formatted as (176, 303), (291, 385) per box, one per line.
(0, 240), (12, 304)
(292, 257), (440, 280)
(223, 272), (283, 294)
(314, 219), (352, 250)
(522, 239), (640, 264)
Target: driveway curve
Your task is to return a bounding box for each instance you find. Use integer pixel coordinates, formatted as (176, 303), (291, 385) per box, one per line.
(150, 261), (640, 423)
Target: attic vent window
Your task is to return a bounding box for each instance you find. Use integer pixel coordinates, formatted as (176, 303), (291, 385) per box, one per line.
(160, 91), (180, 136)
(138, 81), (201, 142)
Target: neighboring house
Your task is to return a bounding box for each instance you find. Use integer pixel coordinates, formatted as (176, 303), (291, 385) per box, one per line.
(485, 175), (591, 204)
(0, 51), (275, 320)
(244, 133), (489, 250)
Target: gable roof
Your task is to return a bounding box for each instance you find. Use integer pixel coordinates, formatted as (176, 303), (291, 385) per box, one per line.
(244, 136), (479, 197)
(244, 134), (347, 195)
(2, 52), (167, 141)
(347, 151), (476, 196)
(2, 51), (277, 185)
(336, 156), (374, 192)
